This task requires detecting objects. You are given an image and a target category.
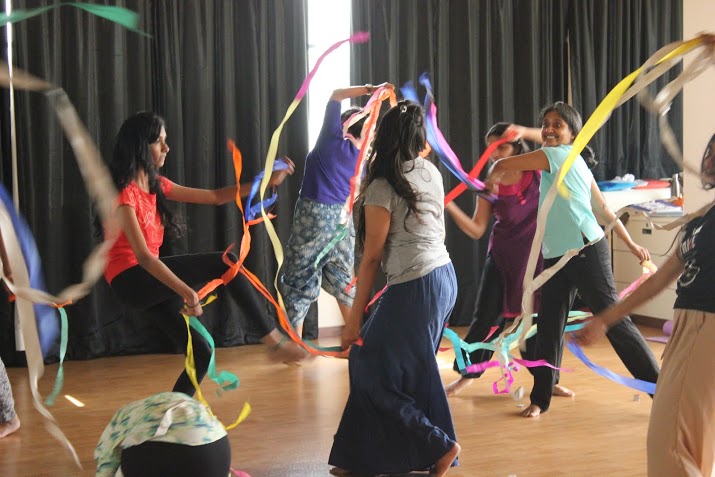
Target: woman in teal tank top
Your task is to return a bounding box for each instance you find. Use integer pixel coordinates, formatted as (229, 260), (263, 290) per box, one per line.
(485, 102), (659, 418)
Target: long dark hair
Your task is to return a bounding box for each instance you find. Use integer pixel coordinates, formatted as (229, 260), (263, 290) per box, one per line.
(702, 132), (715, 190)
(96, 112), (181, 239)
(355, 100), (426, 250)
(341, 107), (367, 139)
(539, 102), (598, 169)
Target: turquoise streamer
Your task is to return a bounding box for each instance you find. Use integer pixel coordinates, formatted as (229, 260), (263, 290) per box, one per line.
(444, 311), (590, 375)
(44, 308), (68, 406)
(313, 224), (348, 268)
(0, 3), (149, 37)
(188, 317), (239, 393)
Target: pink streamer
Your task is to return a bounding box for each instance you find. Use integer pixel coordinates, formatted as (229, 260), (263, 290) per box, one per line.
(295, 32), (369, 100)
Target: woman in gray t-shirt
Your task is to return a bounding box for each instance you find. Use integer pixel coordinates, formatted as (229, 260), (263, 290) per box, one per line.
(329, 101), (459, 477)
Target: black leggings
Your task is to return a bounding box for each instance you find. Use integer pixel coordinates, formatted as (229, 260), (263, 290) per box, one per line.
(110, 252), (275, 396)
(452, 254), (540, 379)
(530, 237), (660, 411)
(121, 435), (231, 477)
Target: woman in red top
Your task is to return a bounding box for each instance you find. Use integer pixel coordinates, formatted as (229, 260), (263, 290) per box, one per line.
(104, 112), (305, 396)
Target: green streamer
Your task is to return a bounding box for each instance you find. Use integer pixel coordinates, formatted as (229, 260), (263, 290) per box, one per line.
(0, 3), (149, 37)
(44, 307), (68, 406)
(188, 316), (240, 393)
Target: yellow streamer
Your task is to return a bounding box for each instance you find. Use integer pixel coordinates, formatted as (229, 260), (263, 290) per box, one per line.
(555, 37), (705, 198)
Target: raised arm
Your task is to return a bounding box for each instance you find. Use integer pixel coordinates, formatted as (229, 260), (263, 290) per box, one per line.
(445, 197), (493, 240)
(506, 124), (544, 144)
(485, 150), (550, 193)
(166, 157), (295, 205)
(590, 180), (650, 263)
(330, 82), (394, 102)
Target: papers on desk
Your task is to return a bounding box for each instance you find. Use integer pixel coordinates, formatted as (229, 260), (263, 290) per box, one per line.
(629, 199), (683, 216)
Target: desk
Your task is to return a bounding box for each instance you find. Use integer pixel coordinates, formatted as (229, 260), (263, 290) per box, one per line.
(602, 187), (678, 321)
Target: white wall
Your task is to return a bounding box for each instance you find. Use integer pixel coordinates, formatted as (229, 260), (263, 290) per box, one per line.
(318, 289), (345, 329)
(683, 0), (715, 211)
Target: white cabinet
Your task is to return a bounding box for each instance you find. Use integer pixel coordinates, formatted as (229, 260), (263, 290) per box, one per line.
(611, 213), (681, 321)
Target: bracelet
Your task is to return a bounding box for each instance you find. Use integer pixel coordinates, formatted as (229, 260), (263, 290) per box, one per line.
(365, 83), (373, 94)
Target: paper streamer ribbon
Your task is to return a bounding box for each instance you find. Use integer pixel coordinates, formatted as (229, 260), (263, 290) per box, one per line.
(554, 36), (712, 198)
(0, 2), (149, 37)
(618, 260), (657, 300)
(401, 75), (495, 202)
(256, 32), (370, 357)
(181, 313), (251, 431)
(0, 64), (124, 468)
(43, 308), (68, 406)
(0, 184), (59, 356)
(443, 131), (517, 205)
(230, 469), (252, 477)
(244, 160), (292, 223)
(444, 311), (588, 394)
(567, 341), (656, 394)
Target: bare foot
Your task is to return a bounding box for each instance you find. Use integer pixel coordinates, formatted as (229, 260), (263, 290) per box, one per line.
(445, 377), (473, 397)
(266, 339), (312, 363)
(430, 442), (461, 477)
(520, 404), (542, 418)
(0, 415), (20, 438)
(552, 384), (575, 398)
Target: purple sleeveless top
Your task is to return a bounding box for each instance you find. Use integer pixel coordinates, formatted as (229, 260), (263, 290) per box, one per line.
(488, 170), (543, 317)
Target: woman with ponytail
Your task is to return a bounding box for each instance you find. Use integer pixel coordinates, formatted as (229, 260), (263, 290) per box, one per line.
(329, 101), (459, 477)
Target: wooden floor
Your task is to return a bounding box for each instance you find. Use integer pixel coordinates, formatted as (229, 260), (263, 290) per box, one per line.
(1, 324), (667, 477)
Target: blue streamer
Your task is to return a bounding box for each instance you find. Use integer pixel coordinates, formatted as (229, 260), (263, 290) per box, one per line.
(0, 184), (59, 357)
(402, 75), (494, 202)
(244, 160), (292, 222)
(567, 340), (657, 394)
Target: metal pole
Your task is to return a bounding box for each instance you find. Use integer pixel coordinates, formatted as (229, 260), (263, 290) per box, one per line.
(4, 0), (24, 352)
(4, 0), (18, 213)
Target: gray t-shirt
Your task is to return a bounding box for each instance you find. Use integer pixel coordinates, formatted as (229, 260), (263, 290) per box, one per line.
(363, 157), (451, 285)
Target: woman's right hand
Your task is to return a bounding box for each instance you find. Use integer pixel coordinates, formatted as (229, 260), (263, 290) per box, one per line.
(183, 290), (203, 317)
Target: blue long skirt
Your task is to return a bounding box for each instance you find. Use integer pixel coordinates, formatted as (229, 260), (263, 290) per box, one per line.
(329, 263), (458, 475)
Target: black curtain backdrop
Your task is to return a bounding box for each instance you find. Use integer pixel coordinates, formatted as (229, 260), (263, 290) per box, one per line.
(351, 0), (570, 325)
(350, 0), (682, 327)
(568, 0), (683, 181)
(0, 0), (316, 365)
(0, 0), (685, 362)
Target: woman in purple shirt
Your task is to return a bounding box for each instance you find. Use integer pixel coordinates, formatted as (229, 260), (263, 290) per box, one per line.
(280, 83), (392, 338)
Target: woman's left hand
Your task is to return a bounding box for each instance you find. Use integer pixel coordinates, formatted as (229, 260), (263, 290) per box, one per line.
(341, 321), (361, 350)
(629, 243), (651, 264)
(268, 157), (296, 187)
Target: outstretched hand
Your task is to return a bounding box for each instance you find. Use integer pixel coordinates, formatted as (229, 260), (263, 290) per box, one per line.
(268, 157), (296, 187)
